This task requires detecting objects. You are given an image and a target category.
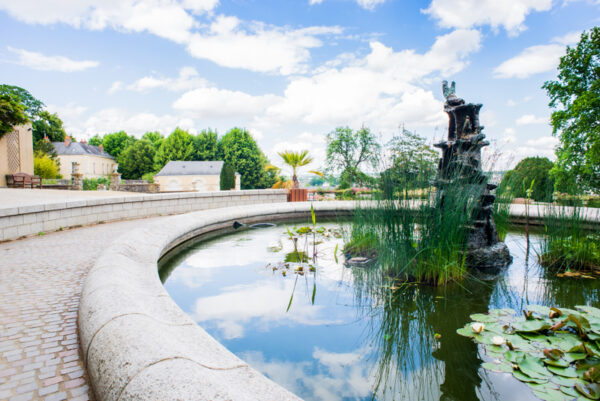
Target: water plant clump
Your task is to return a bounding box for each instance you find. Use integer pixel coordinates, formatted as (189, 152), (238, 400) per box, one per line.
(539, 205), (600, 275)
(458, 305), (600, 400)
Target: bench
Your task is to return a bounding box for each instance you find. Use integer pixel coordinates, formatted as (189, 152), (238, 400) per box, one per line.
(5, 173), (42, 188)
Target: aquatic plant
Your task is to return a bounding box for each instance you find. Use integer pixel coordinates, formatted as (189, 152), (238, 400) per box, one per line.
(458, 304), (600, 400)
(539, 204), (600, 273)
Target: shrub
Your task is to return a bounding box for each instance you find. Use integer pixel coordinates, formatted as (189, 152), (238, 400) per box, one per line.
(141, 172), (155, 183)
(83, 177), (110, 191)
(220, 163), (235, 190)
(33, 153), (59, 178)
(499, 157), (555, 202)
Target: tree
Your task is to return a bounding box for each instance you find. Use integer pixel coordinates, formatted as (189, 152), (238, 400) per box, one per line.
(154, 127), (195, 171)
(193, 129), (219, 160)
(141, 131), (164, 149)
(385, 128), (438, 190)
(88, 134), (103, 146)
(542, 28), (600, 193)
(218, 127), (271, 189)
(34, 152), (59, 178)
(32, 111), (66, 143)
(277, 150), (315, 188)
(220, 163), (236, 190)
(118, 139), (156, 179)
(498, 157), (555, 202)
(326, 126), (380, 187)
(0, 85), (44, 119)
(101, 131), (136, 160)
(0, 94), (28, 138)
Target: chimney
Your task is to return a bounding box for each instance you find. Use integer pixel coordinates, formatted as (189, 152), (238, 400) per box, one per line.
(80, 139), (87, 145)
(43, 134), (50, 143)
(64, 136), (72, 147)
(99, 144), (104, 152)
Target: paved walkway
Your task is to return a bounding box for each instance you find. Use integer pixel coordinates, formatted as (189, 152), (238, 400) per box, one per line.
(0, 217), (162, 401)
(0, 188), (145, 209)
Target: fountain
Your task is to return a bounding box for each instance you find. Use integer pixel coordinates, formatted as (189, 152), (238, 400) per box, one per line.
(435, 81), (512, 271)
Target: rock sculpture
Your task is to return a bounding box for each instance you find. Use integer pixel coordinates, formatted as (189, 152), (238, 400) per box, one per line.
(435, 81), (512, 271)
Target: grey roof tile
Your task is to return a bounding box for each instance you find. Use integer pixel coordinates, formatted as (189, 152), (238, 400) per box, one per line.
(155, 161), (224, 176)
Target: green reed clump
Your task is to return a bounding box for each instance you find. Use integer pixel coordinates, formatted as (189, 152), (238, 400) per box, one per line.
(347, 167), (486, 285)
(539, 204), (600, 272)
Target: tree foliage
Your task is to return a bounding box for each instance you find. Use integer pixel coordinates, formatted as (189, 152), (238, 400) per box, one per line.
(141, 131), (164, 149)
(88, 134), (103, 146)
(277, 150), (314, 188)
(498, 157), (555, 202)
(153, 127), (195, 171)
(326, 126), (380, 187)
(542, 28), (600, 192)
(34, 152), (59, 179)
(384, 128), (438, 190)
(32, 111), (66, 143)
(101, 131), (136, 160)
(118, 139), (156, 179)
(218, 127), (270, 189)
(0, 94), (28, 138)
(0, 85), (44, 119)
(193, 129), (219, 160)
(220, 163), (236, 190)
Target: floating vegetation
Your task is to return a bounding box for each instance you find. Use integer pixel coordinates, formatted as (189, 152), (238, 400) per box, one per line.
(458, 305), (600, 400)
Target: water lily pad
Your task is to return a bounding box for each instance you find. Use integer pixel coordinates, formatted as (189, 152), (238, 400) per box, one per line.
(545, 358), (571, 368)
(513, 370), (548, 384)
(528, 305), (553, 316)
(548, 365), (579, 378)
(518, 355), (551, 379)
(532, 388), (568, 401)
(470, 313), (498, 323)
(559, 385), (579, 398)
(565, 353), (587, 362)
(575, 382), (600, 399)
(513, 319), (551, 333)
(482, 362), (513, 373)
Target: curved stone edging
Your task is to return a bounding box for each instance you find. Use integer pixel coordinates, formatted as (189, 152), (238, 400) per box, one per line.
(79, 201), (355, 401)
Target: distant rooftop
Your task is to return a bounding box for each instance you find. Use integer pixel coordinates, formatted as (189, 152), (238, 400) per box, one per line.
(155, 161), (225, 176)
(52, 141), (115, 159)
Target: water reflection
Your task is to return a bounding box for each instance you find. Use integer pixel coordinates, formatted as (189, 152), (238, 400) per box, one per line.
(159, 224), (599, 401)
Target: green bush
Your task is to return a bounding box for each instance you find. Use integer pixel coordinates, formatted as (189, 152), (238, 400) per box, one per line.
(220, 163), (235, 190)
(499, 157), (555, 202)
(142, 172), (155, 183)
(33, 153), (59, 178)
(83, 177), (110, 191)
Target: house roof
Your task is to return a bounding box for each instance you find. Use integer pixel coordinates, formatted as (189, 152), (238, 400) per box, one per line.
(52, 142), (115, 159)
(155, 161), (225, 176)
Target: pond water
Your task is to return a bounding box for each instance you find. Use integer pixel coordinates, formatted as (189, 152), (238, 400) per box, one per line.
(159, 220), (599, 401)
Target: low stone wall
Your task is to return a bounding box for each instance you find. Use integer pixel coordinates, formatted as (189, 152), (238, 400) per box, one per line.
(0, 189), (287, 241)
(79, 202), (354, 401)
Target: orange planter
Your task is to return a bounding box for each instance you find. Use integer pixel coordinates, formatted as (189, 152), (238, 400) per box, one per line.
(288, 188), (307, 202)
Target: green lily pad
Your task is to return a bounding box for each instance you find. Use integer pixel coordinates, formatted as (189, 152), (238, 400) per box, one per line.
(470, 313), (498, 323)
(513, 319), (551, 333)
(545, 358), (571, 368)
(548, 365), (579, 378)
(528, 305), (553, 316)
(514, 369), (548, 384)
(533, 388), (568, 401)
(482, 362), (513, 373)
(457, 326), (477, 338)
(575, 382), (600, 400)
(518, 355), (551, 379)
(560, 385), (579, 398)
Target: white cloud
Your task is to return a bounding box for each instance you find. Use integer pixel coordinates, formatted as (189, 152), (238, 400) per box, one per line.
(6, 46), (98, 72)
(126, 67), (208, 92)
(552, 30), (582, 45)
(265, 29), (481, 129)
(108, 81), (124, 94)
(493, 44), (565, 79)
(423, 0), (552, 36)
(181, 0), (219, 14)
(507, 99), (517, 107)
(270, 135), (326, 171)
(186, 16), (342, 74)
(356, 0), (387, 10)
(516, 114), (547, 125)
(173, 86), (281, 118)
(503, 127), (516, 144)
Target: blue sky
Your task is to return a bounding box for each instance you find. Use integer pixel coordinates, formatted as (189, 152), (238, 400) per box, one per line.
(0, 0), (598, 170)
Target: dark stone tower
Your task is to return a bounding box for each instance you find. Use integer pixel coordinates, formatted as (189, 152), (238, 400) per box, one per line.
(435, 81), (512, 271)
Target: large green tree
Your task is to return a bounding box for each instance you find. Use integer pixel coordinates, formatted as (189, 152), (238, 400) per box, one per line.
(0, 94), (28, 138)
(88, 134), (103, 146)
(32, 111), (66, 143)
(218, 127), (270, 189)
(118, 139), (156, 179)
(498, 157), (555, 202)
(0, 85), (44, 119)
(141, 131), (164, 149)
(326, 126), (381, 188)
(542, 28), (600, 193)
(385, 128), (438, 190)
(193, 129), (219, 160)
(101, 131), (136, 160)
(154, 127), (195, 171)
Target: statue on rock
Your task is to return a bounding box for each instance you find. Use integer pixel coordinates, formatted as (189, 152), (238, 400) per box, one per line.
(435, 81), (512, 272)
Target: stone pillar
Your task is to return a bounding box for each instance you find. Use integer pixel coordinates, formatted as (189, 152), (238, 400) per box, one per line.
(110, 172), (121, 191)
(235, 173), (241, 190)
(71, 162), (83, 190)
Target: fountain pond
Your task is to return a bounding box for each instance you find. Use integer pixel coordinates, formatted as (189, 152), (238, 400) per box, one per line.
(158, 220), (599, 401)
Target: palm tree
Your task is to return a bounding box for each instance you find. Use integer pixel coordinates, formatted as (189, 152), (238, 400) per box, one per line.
(278, 150), (317, 188)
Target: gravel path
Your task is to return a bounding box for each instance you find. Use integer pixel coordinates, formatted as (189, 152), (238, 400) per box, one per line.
(0, 217), (163, 401)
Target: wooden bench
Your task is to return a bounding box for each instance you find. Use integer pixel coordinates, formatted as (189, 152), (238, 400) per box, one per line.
(5, 173), (42, 188)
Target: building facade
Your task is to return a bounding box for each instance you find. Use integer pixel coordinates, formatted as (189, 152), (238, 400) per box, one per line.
(154, 161), (241, 192)
(0, 123), (34, 187)
(53, 138), (117, 180)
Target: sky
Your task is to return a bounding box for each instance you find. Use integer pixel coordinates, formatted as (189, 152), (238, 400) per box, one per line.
(0, 0), (598, 171)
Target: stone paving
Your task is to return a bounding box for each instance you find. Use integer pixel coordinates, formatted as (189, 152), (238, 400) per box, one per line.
(0, 217), (162, 401)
